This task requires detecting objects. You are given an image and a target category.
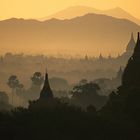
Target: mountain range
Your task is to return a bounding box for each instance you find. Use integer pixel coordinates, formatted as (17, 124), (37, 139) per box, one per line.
(0, 13), (140, 56)
(40, 6), (140, 25)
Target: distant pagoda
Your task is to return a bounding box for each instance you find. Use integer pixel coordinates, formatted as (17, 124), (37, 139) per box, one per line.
(108, 54), (112, 60)
(39, 70), (53, 100)
(126, 33), (136, 53)
(85, 54), (89, 61)
(99, 53), (104, 61)
(122, 33), (136, 59)
(102, 32), (140, 115)
(122, 32), (140, 88)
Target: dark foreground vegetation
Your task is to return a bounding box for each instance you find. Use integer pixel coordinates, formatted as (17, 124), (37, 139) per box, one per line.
(0, 97), (140, 140)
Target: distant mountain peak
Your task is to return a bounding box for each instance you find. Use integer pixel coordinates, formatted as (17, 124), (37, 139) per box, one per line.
(39, 6), (140, 25)
(113, 7), (123, 10)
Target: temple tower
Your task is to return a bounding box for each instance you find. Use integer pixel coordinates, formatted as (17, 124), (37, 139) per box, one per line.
(122, 32), (140, 88)
(39, 70), (53, 100)
(126, 33), (135, 53)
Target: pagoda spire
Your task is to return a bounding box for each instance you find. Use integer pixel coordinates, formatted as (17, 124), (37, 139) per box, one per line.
(122, 32), (140, 87)
(39, 68), (53, 100)
(132, 32), (140, 59)
(138, 32), (140, 40)
(136, 32), (139, 44)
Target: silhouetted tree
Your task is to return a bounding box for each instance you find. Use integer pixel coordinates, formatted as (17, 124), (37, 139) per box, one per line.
(31, 72), (44, 87)
(0, 91), (12, 111)
(27, 72), (44, 100)
(7, 75), (19, 105)
(79, 79), (88, 85)
(16, 84), (25, 97)
(70, 81), (107, 109)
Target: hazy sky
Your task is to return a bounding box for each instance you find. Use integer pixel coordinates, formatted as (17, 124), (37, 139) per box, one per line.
(0, 0), (140, 20)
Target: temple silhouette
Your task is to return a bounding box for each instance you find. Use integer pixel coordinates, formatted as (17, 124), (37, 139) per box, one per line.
(102, 32), (140, 116)
(123, 33), (136, 58)
(122, 32), (140, 88)
(28, 70), (54, 108)
(126, 33), (135, 53)
(39, 70), (53, 100)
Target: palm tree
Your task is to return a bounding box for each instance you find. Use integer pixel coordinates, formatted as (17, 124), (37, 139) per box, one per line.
(7, 75), (19, 105)
(31, 72), (44, 87)
(31, 72), (44, 86)
(28, 72), (44, 100)
(16, 83), (25, 97)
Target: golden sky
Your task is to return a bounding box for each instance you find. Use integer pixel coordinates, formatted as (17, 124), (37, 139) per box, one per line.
(0, 0), (140, 20)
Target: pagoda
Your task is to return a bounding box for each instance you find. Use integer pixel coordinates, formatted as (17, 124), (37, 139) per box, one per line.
(126, 33), (135, 53)
(122, 32), (140, 88)
(39, 70), (53, 100)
